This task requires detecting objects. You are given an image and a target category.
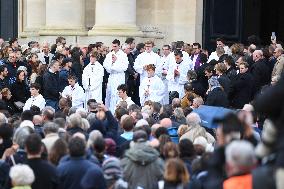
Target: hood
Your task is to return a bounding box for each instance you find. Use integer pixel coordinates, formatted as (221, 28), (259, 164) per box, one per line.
(125, 142), (160, 165)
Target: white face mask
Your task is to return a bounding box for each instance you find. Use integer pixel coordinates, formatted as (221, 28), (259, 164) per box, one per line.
(0, 138), (3, 145)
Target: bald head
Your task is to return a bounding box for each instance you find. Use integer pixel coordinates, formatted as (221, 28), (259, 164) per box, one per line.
(252, 50), (263, 62)
(274, 48), (283, 58)
(33, 115), (43, 126)
(160, 118), (172, 128)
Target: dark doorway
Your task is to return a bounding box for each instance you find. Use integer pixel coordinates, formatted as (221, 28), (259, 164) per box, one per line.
(0, 0), (18, 41)
(203, 0), (284, 51)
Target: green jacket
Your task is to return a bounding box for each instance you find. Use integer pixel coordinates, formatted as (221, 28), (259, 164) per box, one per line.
(121, 142), (164, 189)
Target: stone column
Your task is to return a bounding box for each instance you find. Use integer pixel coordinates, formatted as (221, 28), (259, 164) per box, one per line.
(88, 0), (142, 36)
(20, 0), (45, 37)
(39, 0), (87, 36)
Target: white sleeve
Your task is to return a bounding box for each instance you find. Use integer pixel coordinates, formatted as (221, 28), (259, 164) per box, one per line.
(103, 53), (113, 73)
(134, 54), (143, 74)
(111, 53), (128, 73)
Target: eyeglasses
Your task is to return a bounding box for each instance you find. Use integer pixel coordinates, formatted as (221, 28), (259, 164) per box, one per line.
(162, 49), (169, 51)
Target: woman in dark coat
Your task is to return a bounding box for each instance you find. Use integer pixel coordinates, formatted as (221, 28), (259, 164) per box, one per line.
(205, 76), (229, 108)
(229, 62), (254, 109)
(10, 70), (30, 104)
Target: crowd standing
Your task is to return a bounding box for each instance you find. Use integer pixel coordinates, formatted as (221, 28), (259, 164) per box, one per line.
(0, 35), (283, 189)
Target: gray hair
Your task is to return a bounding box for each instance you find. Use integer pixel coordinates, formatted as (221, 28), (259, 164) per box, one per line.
(43, 122), (59, 134)
(186, 112), (201, 127)
(173, 108), (185, 119)
(86, 113), (97, 126)
(225, 140), (256, 176)
(42, 106), (55, 121)
(87, 130), (103, 148)
(76, 108), (88, 119)
(81, 118), (90, 131)
(13, 127), (34, 149)
(0, 112), (8, 124)
(9, 164), (35, 186)
(68, 113), (82, 128)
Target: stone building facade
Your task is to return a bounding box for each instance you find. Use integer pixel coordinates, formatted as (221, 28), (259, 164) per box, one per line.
(18, 0), (203, 47)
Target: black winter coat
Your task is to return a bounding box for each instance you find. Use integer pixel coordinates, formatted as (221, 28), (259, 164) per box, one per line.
(250, 59), (271, 95)
(205, 87), (229, 108)
(43, 70), (60, 100)
(229, 72), (254, 109)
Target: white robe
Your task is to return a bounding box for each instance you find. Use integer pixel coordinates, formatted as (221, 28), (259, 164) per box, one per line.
(61, 83), (85, 108)
(103, 50), (128, 113)
(207, 45), (231, 63)
(23, 94), (46, 111)
(139, 75), (165, 106)
(133, 51), (161, 83)
(169, 51), (194, 70)
(166, 60), (189, 98)
(37, 52), (53, 64)
(156, 55), (171, 105)
(82, 61), (104, 103)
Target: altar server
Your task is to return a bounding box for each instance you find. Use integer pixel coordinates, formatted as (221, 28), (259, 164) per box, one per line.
(82, 51), (104, 103)
(139, 64), (165, 106)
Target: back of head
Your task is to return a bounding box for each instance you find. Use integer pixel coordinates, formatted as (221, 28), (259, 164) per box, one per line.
(225, 140), (256, 176)
(68, 136), (86, 157)
(121, 115), (135, 132)
(13, 127), (34, 149)
(42, 106), (55, 121)
(9, 164), (35, 186)
(43, 122), (59, 135)
(160, 118), (172, 128)
(25, 133), (42, 155)
(164, 158), (189, 184)
(186, 112), (201, 127)
(68, 113), (82, 128)
(133, 130), (148, 143)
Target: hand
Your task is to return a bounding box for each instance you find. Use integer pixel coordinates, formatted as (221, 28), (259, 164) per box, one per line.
(112, 54), (117, 63)
(162, 69), (168, 75)
(134, 73), (138, 80)
(143, 65), (148, 70)
(98, 103), (108, 112)
(174, 69), (180, 77)
(145, 89), (150, 96)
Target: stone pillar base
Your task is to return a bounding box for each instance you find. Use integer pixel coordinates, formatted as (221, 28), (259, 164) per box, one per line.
(88, 25), (143, 37)
(39, 27), (87, 36)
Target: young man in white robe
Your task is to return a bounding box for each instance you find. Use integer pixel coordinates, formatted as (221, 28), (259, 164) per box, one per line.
(116, 84), (135, 108)
(166, 50), (190, 103)
(103, 39), (128, 113)
(61, 75), (85, 109)
(23, 83), (46, 111)
(82, 51), (104, 103)
(133, 40), (160, 83)
(156, 45), (171, 105)
(139, 64), (165, 106)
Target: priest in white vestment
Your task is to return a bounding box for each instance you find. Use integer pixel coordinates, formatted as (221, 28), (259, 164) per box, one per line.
(139, 64), (165, 106)
(133, 40), (161, 83)
(156, 45), (172, 105)
(82, 51), (104, 103)
(61, 75), (85, 109)
(167, 50), (190, 100)
(103, 39), (128, 113)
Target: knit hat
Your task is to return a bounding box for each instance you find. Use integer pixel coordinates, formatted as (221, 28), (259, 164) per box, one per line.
(102, 157), (122, 180)
(105, 138), (116, 156)
(208, 76), (220, 87)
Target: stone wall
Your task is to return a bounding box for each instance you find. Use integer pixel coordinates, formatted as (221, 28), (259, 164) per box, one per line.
(18, 0), (203, 47)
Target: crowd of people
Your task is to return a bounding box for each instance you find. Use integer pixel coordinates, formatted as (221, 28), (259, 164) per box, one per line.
(0, 34), (283, 189)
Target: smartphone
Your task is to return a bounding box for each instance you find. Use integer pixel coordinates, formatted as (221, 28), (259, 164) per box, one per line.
(271, 32), (276, 41)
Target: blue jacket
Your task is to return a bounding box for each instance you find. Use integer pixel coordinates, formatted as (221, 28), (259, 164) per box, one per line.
(57, 156), (105, 189)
